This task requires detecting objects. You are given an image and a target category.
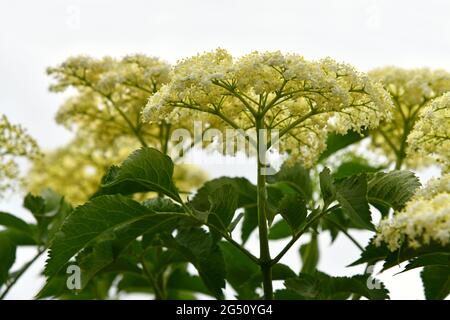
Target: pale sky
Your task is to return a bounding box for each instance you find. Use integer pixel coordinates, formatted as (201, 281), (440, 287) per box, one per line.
(1, 0), (449, 299)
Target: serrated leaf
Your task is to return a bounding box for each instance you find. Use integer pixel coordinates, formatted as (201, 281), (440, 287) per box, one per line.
(403, 253), (450, 272)
(207, 184), (239, 241)
(23, 189), (72, 243)
(95, 147), (181, 202)
(421, 266), (450, 300)
(300, 233), (319, 274)
(278, 194), (307, 234)
(163, 228), (226, 299)
(23, 194), (46, 216)
(367, 171), (421, 213)
(219, 241), (260, 299)
(189, 177), (258, 244)
(335, 174), (374, 231)
(45, 195), (185, 277)
(350, 239), (450, 272)
(190, 177), (256, 211)
(283, 272), (389, 300)
(267, 162), (312, 200)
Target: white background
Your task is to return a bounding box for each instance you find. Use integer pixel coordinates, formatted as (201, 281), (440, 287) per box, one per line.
(1, 0), (449, 299)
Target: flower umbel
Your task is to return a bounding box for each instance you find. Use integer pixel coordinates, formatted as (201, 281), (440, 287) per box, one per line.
(144, 49), (393, 167)
(368, 67), (450, 168)
(407, 92), (450, 173)
(375, 174), (450, 251)
(0, 114), (40, 197)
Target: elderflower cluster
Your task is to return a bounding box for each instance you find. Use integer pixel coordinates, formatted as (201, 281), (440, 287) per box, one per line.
(407, 93), (450, 173)
(144, 49), (393, 167)
(48, 55), (171, 146)
(368, 67), (450, 167)
(375, 174), (450, 251)
(0, 115), (40, 197)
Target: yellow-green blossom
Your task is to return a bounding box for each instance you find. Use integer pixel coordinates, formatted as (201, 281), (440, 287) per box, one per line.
(407, 92), (450, 173)
(48, 55), (171, 147)
(144, 49), (393, 167)
(0, 114), (40, 197)
(27, 135), (134, 205)
(27, 136), (207, 205)
(368, 67), (450, 168)
(375, 174), (450, 251)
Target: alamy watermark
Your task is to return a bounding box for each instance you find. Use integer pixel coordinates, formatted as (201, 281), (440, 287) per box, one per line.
(366, 265), (381, 290)
(66, 265), (81, 290)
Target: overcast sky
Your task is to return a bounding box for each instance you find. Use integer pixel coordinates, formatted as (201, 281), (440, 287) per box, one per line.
(1, 0), (449, 299)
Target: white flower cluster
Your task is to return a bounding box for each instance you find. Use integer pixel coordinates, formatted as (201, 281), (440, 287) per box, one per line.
(0, 114), (40, 197)
(407, 92), (450, 172)
(375, 174), (450, 251)
(144, 49), (393, 167)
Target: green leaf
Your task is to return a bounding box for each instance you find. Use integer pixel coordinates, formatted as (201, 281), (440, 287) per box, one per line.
(367, 171), (421, 215)
(319, 130), (367, 161)
(333, 159), (383, 180)
(282, 272), (389, 300)
(321, 208), (367, 244)
(300, 233), (319, 274)
(96, 147), (181, 202)
(319, 168), (335, 206)
(191, 177), (256, 211)
(403, 253), (450, 272)
(24, 189), (73, 242)
(241, 206), (258, 244)
(141, 197), (184, 213)
(163, 228), (226, 299)
(334, 174), (373, 231)
(1, 229), (36, 246)
(272, 264), (297, 280)
(421, 266), (450, 300)
(0, 211), (32, 234)
(0, 232), (16, 286)
(219, 241), (260, 299)
(207, 184), (239, 241)
(23, 194), (46, 217)
(350, 239), (450, 272)
(268, 219), (291, 240)
(166, 268), (211, 297)
(278, 194), (307, 234)
(267, 162), (312, 200)
(189, 177), (258, 244)
(45, 195), (185, 278)
(283, 274), (320, 299)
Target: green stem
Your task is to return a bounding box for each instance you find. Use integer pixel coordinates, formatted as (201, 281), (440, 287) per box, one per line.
(0, 249), (45, 299)
(271, 205), (337, 266)
(395, 122), (410, 170)
(140, 257), (165, 300)
(322, 216), (364, 251)
(256, 117), (273, 300)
